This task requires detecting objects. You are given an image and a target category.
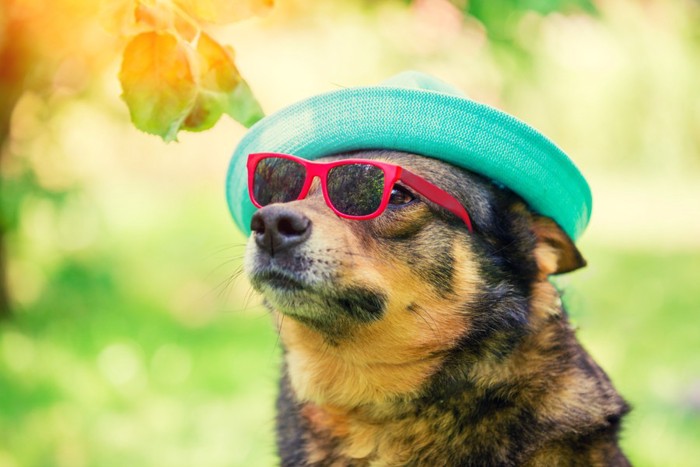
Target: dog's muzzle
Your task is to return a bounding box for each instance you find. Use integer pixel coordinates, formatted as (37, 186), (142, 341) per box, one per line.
(246, 204), (320, 296)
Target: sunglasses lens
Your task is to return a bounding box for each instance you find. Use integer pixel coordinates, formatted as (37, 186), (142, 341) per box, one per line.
(327, 164), (385, 216)
(252, 157), (306, 206)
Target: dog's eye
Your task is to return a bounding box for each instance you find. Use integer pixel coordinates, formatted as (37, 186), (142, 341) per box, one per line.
(388, 185), (415, 205)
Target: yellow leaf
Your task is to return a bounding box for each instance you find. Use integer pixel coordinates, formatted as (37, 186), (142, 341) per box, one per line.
(174, 0), (274, 25)
(99, 0), (139, 35)
(134, 1), (177, 32)
(100, 0), (198, 41)
(119, 31), (198, 142)
(197, 32), (240, 92)
(136, 1), (199, 41)
(181, 32), (263, 131)
(182, 92), (224, 132)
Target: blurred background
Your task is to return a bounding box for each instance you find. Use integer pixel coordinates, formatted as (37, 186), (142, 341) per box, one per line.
(1, 0), (699, 465)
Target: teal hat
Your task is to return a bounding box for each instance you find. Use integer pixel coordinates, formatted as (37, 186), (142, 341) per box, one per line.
(226, 71), (592, 240)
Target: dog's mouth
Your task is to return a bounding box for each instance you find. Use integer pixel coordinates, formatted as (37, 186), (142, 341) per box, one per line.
(247, 259), (388, 331)
(250, 267), (309, 293)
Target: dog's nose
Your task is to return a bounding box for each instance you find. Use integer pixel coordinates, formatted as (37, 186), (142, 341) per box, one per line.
(251, 205), (312, 256)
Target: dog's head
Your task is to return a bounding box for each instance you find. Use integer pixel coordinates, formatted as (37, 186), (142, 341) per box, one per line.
(244, 150), (585, 406)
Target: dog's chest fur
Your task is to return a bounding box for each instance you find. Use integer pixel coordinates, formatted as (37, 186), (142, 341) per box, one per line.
(275, 281), (628, 466)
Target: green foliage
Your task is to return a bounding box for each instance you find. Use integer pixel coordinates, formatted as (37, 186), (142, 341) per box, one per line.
(466, 0), (597, 25)
(457, 0), (597, 39)
(0, 189), (280, 465)
(0, 162), (72, 235)
(564, 246), (700, 466)
(396, 0), (597, 42)
(454, 0), (598, 72)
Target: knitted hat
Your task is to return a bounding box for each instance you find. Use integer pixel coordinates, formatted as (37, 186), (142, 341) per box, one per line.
(225, 71), (592, 240)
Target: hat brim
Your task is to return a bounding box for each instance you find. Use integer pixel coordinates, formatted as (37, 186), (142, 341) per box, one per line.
(226, 86), (591, 240)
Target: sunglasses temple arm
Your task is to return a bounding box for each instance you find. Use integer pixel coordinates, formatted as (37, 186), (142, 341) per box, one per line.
(400, 169), (474, 232)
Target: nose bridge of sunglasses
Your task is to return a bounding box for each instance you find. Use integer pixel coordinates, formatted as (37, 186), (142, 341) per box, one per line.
(293, 176), (341, 217)
(306, 176), (324, 196)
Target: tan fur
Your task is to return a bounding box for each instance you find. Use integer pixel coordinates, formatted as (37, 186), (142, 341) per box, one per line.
(531, 215), (586, 275)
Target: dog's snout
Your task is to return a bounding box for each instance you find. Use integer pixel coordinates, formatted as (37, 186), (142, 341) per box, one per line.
(251, 206), (312, 256)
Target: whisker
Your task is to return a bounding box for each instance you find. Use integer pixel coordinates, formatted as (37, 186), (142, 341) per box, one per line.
(242, 284), (259, 311)
(271, 312), (286, 359)
(206, 257), (246, 279)
(249, 304), (273, 319)
(205, 243), (248, 259)
(202, 263), (247, 310)
(216, 270), (243, 303)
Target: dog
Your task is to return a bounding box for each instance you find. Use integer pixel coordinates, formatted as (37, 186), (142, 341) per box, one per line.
(244, 150), (630, 466)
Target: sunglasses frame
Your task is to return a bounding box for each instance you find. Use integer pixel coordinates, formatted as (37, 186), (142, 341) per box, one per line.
(247, 152), (473, 232)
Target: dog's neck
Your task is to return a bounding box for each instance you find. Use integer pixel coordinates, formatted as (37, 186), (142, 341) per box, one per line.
(277, 273), (628, 465)
(278, 276), (563, 411)
(279, 312), (452, 411)
(277, 278), (621, 464)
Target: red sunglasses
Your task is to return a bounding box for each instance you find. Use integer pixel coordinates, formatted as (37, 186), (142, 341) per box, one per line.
(246, 153), (473, 232)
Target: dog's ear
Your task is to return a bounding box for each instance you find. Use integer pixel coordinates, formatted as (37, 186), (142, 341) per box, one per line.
(531, 216), (586, 276)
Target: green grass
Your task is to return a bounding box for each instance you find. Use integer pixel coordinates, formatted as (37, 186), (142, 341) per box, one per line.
(565, 246), (700, 467)
(0, 188), (282, 467)
(0, 263), (280, 467)
(2, 237), (699, 466)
